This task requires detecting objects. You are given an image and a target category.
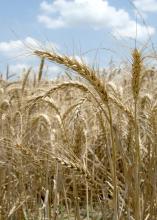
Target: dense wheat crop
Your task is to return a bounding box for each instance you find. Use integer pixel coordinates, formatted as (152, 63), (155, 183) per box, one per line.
(0, 48), (157, 220)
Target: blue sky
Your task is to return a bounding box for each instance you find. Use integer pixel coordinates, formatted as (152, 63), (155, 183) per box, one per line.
(0, 0), (157, 78)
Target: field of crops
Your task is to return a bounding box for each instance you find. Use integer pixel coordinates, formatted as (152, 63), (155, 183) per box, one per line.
(0, 48), (157, 219)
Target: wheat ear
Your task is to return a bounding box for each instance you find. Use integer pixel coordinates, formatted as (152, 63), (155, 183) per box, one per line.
(132, 48), (142, 101)
(34, 51), (108, 103)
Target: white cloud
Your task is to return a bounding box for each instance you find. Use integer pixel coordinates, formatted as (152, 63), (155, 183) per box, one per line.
(0, 37), (59, 58)
(0, 37), (60, 77)
(0, 38), (38, 76)
(113, 22), (153, 39)
(133, 0), (157, 12)
(38, 0), (155, 39)
(0, 37), (39, 55)
(38, 15), (65, 28)
(40, 1), (57, 14)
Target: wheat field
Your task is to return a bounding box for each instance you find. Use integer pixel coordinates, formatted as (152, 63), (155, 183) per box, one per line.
(0, 48), (157, 220)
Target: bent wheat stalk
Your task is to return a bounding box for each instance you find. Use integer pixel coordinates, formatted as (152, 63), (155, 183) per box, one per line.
(34, 50), (118, 219)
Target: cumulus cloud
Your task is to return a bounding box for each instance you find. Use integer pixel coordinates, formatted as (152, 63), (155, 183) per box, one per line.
(133, 0), (157, 12)
(38, 0), (155, 39)
(0, 37), (60, 77)
(40, 1), (57, 14)
(0, 37), (37, 53)
(0, 37), (59, 59)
